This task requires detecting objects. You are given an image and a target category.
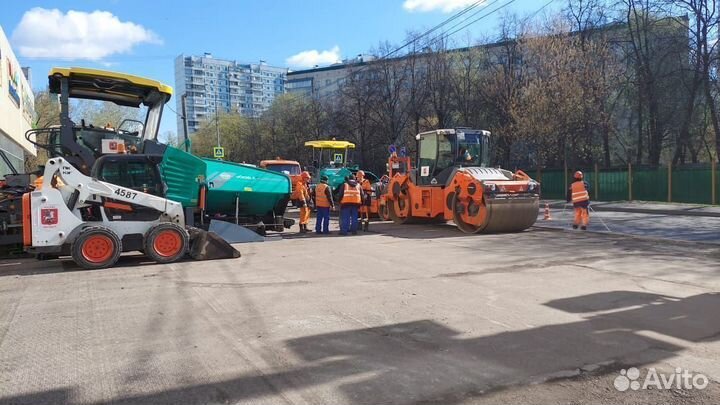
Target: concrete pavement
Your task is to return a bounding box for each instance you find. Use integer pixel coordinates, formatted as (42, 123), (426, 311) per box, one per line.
(1, 220), (719, 404)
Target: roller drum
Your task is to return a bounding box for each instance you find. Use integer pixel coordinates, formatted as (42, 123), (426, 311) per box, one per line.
(481, 197), (539, 233)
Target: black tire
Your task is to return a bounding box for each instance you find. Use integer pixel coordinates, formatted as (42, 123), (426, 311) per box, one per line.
(144, 223), (189, 264)
(71, 226), (122, 269)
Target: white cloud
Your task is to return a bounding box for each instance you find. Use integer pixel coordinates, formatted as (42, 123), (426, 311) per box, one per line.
(286, 46), (341, 68)
(11, 8), (161, 60)
(403, 0), (483, 13)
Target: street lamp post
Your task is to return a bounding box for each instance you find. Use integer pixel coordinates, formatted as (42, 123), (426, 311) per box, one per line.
(215, 90), (221, 147)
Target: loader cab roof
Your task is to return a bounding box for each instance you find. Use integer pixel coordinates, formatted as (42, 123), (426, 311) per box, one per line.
(304, 140), (355, 149)
(48, 67), (173, 107)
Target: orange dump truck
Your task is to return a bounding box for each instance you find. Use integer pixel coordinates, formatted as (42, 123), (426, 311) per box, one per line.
(260, 159), (302, 192)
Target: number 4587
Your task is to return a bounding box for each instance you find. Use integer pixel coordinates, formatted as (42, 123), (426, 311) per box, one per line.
(114, 188), (137, 200)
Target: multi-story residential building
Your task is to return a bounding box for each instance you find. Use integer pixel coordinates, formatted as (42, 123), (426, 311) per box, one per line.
(174, 53), (287, 134)
(286, 55), (373, 98)
(0, 26), (35, 175)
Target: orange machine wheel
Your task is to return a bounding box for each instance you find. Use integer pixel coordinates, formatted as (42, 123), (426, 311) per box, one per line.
(71, 226), (122, 269)
(144, 223), (189, 264)
(450, 173), (489, 234)
(451, 193), (488, 234)
(153, 230), (183, 257)
(387, 177), (412, 223)
(82, 235), (114, 263)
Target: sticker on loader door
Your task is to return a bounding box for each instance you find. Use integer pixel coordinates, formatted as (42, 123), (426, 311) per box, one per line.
(40, 207), (59, 227)
(420, 166), (430, 176)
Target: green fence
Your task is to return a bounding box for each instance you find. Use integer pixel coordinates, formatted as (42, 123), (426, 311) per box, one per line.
(535, 163), (719, 205)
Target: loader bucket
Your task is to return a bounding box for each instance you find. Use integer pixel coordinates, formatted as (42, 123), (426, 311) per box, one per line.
(187, 227), (241, 261)
(208, 220), (265, 243)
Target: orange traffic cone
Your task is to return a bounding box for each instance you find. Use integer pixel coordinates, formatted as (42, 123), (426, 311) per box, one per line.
(543, 203), (552, 220)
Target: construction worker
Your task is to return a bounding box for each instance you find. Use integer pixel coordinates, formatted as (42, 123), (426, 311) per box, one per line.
(291, 171), (312, 233)
(337, 175), (363, 235)
(567, 170), (590, 230)
(356, 170), (373, 231)
(314, 175), (335, 234)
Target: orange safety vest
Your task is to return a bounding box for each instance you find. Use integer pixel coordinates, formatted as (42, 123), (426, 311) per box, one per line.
(315, 183), (331, 208)
(341, 183), (361, 205)
(571, 181), (589, 203)
(359, 178), (372, 192)
(291, 180), (308, 200)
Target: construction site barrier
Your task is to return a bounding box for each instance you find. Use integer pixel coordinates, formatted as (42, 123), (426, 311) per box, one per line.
(534, 161), (719, 205)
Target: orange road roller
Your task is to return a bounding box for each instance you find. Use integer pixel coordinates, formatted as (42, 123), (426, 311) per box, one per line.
(381, 129), (540, 233)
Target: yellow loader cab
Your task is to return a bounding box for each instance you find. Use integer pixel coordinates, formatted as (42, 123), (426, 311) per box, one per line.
(40, 67), (173, 174)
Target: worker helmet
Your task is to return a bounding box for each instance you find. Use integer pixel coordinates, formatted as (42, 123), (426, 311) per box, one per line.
(301, 171), (311, 180)
(574, 171), (583, 180)
(356, 170), (365, 178)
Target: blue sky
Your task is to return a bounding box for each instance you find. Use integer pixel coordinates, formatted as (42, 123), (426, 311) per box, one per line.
(1, 0), (560, 136)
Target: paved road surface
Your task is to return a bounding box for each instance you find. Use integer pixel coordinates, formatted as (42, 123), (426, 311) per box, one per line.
(537, 203), (720, 244)
(1, 220), (718, 404)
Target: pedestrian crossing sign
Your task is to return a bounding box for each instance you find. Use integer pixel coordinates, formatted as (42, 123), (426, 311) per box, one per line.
(333, 153), (343, 163)
(213, 147), (225, 159)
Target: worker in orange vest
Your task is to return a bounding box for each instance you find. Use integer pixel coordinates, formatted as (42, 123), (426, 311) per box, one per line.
(356, 170), (373, 231)
(566, 170), (590, 230)
(291, 171), (312, 233)
(337, 176), (363, 235)
(313, 175), (335, 234)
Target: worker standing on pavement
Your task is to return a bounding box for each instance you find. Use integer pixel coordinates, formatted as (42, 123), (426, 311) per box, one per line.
(291, 171), (312, 233)
(314, 175), (335, 234)
(566, 170), (590, 230)
(337, 176), (363, 235)
(356, 170), (373, 231)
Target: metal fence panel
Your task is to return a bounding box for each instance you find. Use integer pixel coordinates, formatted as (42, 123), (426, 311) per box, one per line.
(598, 169), (628, 201)
(672, 166), (712, 204)
(538, 169), (565, 200)
(534, 164), (718, 205)
(633, 167), (667, 202)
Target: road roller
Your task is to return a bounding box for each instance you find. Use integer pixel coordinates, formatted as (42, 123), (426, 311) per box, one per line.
(382, 128), (540, 233)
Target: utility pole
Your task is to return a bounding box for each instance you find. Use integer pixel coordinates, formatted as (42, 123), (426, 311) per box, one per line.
(180, 93), (190, 153)
(215, 89), (221, 147)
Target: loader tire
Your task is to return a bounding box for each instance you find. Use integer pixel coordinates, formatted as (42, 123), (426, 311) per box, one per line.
(144, 223), (189, 264)
(71, 226), (122, 270)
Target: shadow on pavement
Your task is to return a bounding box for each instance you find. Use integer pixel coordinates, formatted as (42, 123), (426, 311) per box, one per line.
(4, 291), (718, 405)
(0, 254), (194, 277)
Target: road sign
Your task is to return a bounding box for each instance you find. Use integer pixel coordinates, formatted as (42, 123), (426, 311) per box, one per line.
(213, 147), (225, 159)
(333, 153), (343, 163)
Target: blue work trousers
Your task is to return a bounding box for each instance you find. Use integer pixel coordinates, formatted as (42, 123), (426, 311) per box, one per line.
(315, 207), (331, 234)
(339, 205), (359, 235)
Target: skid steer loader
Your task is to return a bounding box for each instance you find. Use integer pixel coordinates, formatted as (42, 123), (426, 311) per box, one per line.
(23, 68), (240, 269)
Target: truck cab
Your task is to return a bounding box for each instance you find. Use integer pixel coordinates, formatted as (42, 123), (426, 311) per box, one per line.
(260, 159), (302, 190)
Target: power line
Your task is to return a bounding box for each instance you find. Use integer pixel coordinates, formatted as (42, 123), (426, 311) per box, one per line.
(294, 0), (515, 101)
(440, 0), (520, 40)
(381, 0), (487, 59)
(524, 0), (556, 22)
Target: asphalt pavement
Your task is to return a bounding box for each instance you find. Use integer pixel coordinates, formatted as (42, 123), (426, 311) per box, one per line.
(0, 215), (719, 405)
(538, 201), (720, 244)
